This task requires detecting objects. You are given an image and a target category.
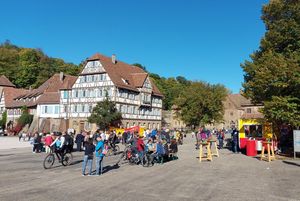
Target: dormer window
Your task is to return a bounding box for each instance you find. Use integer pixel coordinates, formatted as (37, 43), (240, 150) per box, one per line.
(122, 78), (129, 85)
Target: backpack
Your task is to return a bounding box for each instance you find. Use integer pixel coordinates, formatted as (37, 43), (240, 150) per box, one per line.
(64, 134), (73, 146)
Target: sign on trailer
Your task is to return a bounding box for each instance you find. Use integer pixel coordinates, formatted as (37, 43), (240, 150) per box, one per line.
(293, 130), (300, 159)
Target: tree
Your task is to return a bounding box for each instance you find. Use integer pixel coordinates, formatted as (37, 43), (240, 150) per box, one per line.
(17, 106), (33, 127)
(0, 111), (7, 129)
(241, 0), (300, 130)
(174, 82), (228, 127)
(132, 63), (147, 71)
(88, 94), (122, 130)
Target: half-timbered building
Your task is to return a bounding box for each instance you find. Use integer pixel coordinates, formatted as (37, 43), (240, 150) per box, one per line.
(61, 53), (163, 132)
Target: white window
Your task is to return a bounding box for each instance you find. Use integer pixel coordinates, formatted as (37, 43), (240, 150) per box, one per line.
(63, 91), (68, 99)
(74, 105), (78, 112)
(89, 105), (93, 113)
(42, 106), (47, 114)
(84, 104), (89, 113)
(54, 106), (59, 114)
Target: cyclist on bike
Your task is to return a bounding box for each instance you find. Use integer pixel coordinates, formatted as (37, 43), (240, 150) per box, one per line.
(50, 132), (65, 161)
(108, 130), (118, 151)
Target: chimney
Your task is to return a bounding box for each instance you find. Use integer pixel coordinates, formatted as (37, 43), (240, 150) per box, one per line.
(112, 54), (116, 64)
(60, 72), (64, 82)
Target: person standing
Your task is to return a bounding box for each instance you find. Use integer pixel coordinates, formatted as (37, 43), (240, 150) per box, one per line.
(169, 138), (178, 160)
(82, 138), (95, 176)
(217, 130), (225, 149)
(155, 140), (165, 164)
(231, 127), (239, 153)
(64, 132), (74, 153)
(100, 130), (106, 142)
(32, 133), (39, 153)
(136, 136), (145, 163)
(75, 132), (84, 152)
(95, 136), (105, 175)
(44, 133), (54, 153)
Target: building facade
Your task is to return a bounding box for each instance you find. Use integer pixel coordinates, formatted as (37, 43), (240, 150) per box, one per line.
(7, 73), (76, 133)
(212, 94), (263, 130)
(60, 53), (163, 133)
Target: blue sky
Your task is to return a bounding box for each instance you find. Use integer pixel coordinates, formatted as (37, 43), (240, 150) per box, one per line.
(0, 0), (268, 93)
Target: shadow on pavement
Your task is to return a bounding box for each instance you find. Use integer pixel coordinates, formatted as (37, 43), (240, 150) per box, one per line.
(282, 160), (300, 167)
(102, 164), (120, 173)
(71, 160), (83, 166)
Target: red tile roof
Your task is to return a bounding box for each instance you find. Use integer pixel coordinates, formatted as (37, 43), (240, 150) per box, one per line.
(131, 73), (148, 88)
(86, 53), (163, 97)
(0, 75), (15, 87)
(227, 94), (251, 109)
(37, 92), (60, 104)
(8, 73), (76, 108)
(3, 87), (29, 108)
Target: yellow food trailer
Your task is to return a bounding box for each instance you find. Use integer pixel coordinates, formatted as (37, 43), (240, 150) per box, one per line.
(238, 113), (272, 149)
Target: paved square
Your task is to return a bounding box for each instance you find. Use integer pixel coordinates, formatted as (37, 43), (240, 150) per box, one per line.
(0, 136), (299, 201)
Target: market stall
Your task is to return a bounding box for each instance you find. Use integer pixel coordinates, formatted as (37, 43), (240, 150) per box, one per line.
(238, 113), (273, 156)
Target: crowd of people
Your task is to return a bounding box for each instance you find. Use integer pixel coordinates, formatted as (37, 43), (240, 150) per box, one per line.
(21, 128), (182, 176)
(81, 129), (180, 176)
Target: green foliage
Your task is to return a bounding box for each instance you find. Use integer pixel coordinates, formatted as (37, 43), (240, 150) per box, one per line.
(132, 63), (147, 72)
(174, 82), (228, 127)
(263, 96), (300, 126)
(0, 111), (7, 129)
(150, 74), (190, 110)
(18, 106), (33, 127)
(88, 95), (122, 130)
(0, 41), (81, 89)
(241, 0), (300, 127)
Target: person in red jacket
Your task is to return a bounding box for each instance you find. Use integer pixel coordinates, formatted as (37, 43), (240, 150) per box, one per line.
(136, 135), (145, 163)
(44, 133), (54, 153)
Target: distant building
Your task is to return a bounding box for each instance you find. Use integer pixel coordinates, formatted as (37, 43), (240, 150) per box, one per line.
(60, 53), (163, 133)
(7, 73), (76, 133)
(0, 75), (28, 123)
(213, 94), (263, 129)
(162, 107), (186, 130)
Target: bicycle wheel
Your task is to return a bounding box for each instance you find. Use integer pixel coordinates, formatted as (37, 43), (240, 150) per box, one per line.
(62, 153), (73, 166)
(43, 154), (55, 169)
(142, 155), (150, 167)
(113, 145), (120, 154)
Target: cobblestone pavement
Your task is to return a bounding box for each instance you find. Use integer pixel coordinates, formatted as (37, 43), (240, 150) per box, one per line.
(0, 135), (299, 201)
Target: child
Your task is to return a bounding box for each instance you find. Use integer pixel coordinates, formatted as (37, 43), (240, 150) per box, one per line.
(155, 140), (165, 164)
(82, 138), (95, 176)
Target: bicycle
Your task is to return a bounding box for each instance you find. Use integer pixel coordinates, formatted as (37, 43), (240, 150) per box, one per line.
(115, 144), (132, 165)
(43, 148), (73, 169)
(106, 143), (120, 156)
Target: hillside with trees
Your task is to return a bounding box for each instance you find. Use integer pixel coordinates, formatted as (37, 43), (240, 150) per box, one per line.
(0, 40), (81, 89)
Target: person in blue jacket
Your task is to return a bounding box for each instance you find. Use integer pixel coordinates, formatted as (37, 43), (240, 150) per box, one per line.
(95, 136), (105, 175)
